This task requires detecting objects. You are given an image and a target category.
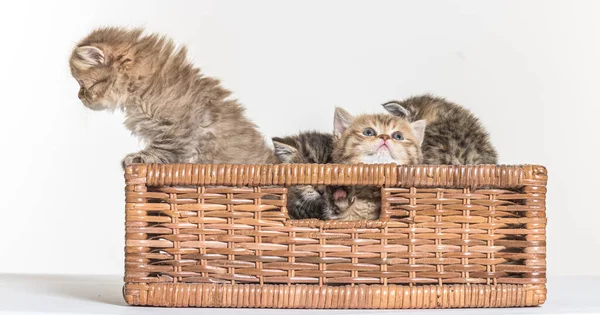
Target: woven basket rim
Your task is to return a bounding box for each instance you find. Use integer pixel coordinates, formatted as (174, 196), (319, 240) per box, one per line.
(125, 163), (547, 188)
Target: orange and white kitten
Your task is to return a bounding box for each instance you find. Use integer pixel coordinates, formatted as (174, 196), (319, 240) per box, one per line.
(323, 107), (426, 220)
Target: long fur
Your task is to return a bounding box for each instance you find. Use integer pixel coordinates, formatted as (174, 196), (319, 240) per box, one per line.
(70, 27), (274, 168)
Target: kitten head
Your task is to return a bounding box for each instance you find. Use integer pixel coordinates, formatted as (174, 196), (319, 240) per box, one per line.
(272, 131), (333, 164)
(332, 107), (426, 165)
(70, 27), (165, 111)
(272, 132), (333, 218)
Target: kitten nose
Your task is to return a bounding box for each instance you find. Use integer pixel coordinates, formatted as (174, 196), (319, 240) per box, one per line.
(78, 87), (84, 100)
(378, 134), (391, 141)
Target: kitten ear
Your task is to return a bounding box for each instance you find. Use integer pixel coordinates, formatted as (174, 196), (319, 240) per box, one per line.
(333, 107), (354, 138)
(410, 119), (427, 145)
(272, 137), (298, 163)
(72, 46), (105, 69)
(382, 101), (410, 118)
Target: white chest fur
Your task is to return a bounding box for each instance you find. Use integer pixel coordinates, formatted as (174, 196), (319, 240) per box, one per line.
(360, 153), (398, 164)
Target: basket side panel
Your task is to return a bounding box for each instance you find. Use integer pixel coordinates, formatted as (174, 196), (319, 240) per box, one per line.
(521, 165), (547, 304)
(379, 168), (546, 289)
(125, 181), (289, 285)
(125, 165), (153, 285)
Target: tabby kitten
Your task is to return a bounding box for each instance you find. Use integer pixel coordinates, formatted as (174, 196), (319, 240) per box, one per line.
(323, 107), (426, 221)
(383, 94), (497, 164)
(272, 131), (333, 219)
(70, 27), (274, 168)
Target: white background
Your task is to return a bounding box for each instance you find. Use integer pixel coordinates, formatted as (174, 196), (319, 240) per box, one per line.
(0, 0), (597, 277)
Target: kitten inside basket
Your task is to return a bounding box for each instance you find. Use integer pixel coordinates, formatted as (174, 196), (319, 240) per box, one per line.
(273, 96), (498, 221)
(273, 109), (426, 220)
(70, 27), (498, 222)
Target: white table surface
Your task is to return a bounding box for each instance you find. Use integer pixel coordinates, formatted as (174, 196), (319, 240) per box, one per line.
(0, 274), (597, 315)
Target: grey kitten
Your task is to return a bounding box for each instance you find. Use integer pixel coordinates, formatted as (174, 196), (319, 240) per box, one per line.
(383, 94), (498, 165)
(70, 27), (274, 169)
(272, 131), (333, 219)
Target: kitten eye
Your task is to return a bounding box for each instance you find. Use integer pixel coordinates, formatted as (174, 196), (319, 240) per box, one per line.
(88, 77), (109, 90)
(392, 132), (404, 141)
(362, 128), (377, 137)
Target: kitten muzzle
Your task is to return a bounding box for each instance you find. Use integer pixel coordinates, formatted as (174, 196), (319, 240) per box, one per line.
(377, 140), (390, 151)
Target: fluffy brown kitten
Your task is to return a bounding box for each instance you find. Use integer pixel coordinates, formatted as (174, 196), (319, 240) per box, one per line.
(70, 27), (274, 168)
(272, 131), (333, 219)
(383, 95), (497, 165)
(323, 108), (426, 220)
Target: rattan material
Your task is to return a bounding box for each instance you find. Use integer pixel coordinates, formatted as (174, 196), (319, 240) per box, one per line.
(124, 164), (547, 308)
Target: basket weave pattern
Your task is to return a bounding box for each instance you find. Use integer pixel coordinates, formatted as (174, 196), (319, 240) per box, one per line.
(123, 164), (547, 308)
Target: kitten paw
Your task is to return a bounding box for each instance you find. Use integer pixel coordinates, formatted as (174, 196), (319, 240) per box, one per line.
(121, 152), (161, 169)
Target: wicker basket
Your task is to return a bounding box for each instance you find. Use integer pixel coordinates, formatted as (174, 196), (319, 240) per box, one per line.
(123, 163), (547, 309)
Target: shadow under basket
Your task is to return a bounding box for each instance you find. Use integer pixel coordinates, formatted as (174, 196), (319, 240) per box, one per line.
(123, 163), (547, 309)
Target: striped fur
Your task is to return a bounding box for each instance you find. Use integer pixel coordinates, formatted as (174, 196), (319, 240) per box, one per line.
(383, 94), (498, 165)
(272, 131), (333, 219)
